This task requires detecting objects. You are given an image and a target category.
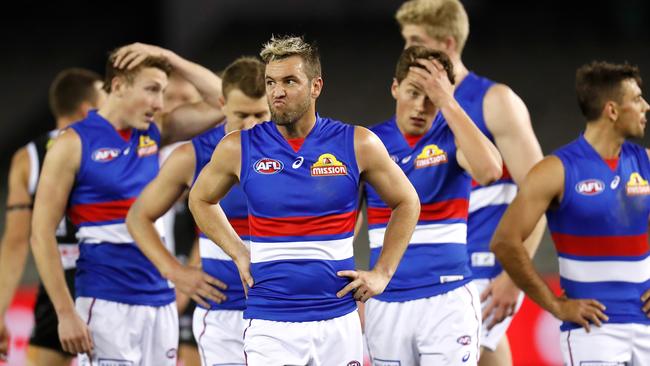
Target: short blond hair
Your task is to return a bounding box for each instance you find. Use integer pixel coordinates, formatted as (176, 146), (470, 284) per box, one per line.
(260, 35), (321, 79)
(396, 0), (469, 54)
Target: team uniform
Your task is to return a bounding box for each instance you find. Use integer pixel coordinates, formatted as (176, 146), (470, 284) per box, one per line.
(25, 131), (78, 355)
(548, 136), (650, 365)
(364, 115), (481, 366)
(66, 111), (177, 366)
(239, 117), (363, 366)
(191, 124), (248, 366)
(460, 72), (524, 350)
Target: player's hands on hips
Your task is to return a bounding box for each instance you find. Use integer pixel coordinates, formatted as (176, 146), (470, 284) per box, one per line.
(57, 309), (94, 355)
(641, 288), (650, 317)
(168, 265), (227, 309)
(336, 269), (391, 302)
(481, 272), (522, 330)
(407, 58), (455, 106)
(552, 294), (609, 333)
(113, 42), (170, 70)
(0, 319), (10, 361)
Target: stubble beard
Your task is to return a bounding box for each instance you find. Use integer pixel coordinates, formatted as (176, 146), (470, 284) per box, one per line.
(270, 95), (311, 128)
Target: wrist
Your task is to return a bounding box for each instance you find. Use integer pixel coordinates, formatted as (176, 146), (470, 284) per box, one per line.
(161, 259), (183, 282)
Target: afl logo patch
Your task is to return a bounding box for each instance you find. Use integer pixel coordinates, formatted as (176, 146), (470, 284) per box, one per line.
(254, 158), (284, 174)
(575, 179), (605, 195)
(92, 148), (120, 162)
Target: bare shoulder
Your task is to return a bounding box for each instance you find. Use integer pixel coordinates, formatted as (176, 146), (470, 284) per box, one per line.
(353, 126), (390, 172)
(44, 128), (81, 171)
(521, 155), (565, 200)
(10, 146), (30, 175)
(217, 130), (242, 154)
(483, 83), (530, 132)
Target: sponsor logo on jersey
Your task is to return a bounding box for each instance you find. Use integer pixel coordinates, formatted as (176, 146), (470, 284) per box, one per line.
(165, 348), (177, 359)
(457, 335), (472, 345)
(92, 148), (121, 162)
(254, 158), (284, 174)
(414, 144), (447, 169)
(311, 153), (348, 176)
(292, 156), (305, 169)
(626, 172), (650, 195)
(137, 135), (158, 157)
(610, 175), (621, 189)
(575, 179), (605, 195)
(390, 154), (399, 163)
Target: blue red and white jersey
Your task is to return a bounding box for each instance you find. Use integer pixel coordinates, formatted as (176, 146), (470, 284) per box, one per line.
(239, 116), (359, 322)
(548, 135), (650, 330)
(458, 72), (517, 279)
(67, 111), (174, 306)
(365, 115), (471, 302)
(192, 124), (247, 310)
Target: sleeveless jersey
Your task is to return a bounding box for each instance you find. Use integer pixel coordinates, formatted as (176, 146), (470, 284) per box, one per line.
(240, 117), (359, 322)
(27, 130), (79, 271)
(548, 135), (650, 330)
(458, 72), (518, 279)
(192, 124), (247, 310)
(365, 115), (471, 302)
(67, 111), (174, 306)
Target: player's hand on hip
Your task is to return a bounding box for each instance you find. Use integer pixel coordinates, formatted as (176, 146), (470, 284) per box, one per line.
(552, 295), (608, 333)
(233, 256), (254, 298)
(169, 265), (227, 308)
(113, 42), (169, 70)
(336, 269), (391, 302)
(641, 288), (650, 317)
(481, 272), (522, 330)
(57, 309), (94, 355)
(0, 319), (10, 361)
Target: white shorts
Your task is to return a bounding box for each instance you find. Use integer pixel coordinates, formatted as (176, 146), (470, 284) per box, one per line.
(472, 278), (524, 351)
(243, 310), (363, 366)
(193, 307), (246, 366)
(75, 297), (178, 366)
(365, 283), (482, 366)
(561, 323), (650, 366)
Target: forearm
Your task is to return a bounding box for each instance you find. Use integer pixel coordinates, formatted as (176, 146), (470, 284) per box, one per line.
(492, 236), (559, 315)
(164, 51), (221, 108)
(442, 100), (502, 182)
(372, 198), (419, 277)
(30, 233), (76, 314)
(188, 197), (248, 262)
(0, 237), (29, 315)
(127, 212), (182, 280)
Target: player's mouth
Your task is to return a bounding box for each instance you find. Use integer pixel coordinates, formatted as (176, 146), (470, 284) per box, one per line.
(144, 112), (155, 120)
(409, 116), (427, 127)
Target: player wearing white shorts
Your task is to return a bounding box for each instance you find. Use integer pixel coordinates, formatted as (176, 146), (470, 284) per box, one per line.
(127, 56), (270, 366)
(363, 46), (502, 366)
(395, 2), (545, 364)
(492, 61), (650, 365)
(30, 43), (225, 366)
(189, 35), (420, 366)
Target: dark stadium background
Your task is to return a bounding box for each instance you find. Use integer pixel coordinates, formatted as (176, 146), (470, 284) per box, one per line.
(0, 1), (648, 364)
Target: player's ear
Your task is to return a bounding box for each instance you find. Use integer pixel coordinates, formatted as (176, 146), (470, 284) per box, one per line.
(391, 78), (400, 100)
(311, 77), (323, 99)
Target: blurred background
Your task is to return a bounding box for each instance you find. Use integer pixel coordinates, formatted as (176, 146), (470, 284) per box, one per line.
(1, 0), (649, 364)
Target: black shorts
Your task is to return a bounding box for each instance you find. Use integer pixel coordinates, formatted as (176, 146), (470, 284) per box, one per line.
(179, 300), (197, 346)
(28, 269), (76, 356)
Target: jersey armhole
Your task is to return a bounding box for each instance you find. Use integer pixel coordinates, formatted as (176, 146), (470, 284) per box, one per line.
(239, 130), (250, 189)
(553, 153), (571, 211)
(25, 142), (39, 195)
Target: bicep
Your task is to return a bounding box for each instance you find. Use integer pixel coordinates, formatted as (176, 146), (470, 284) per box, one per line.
(497, 157), (563, 239)
(191, 133), (240, 204)
(32, 134), (79, 231)
(485, 84), (543, 184)
(134, 145), (195, 219)
(3, 148), (32, 241)
(356, 128), (416, 209)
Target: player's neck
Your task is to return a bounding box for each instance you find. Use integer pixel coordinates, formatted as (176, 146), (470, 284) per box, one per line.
(276, 108), (317, 139)
(452, 58), (470, 85)
(97, 101), (131, 131)
(583, 122), (625, 159)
